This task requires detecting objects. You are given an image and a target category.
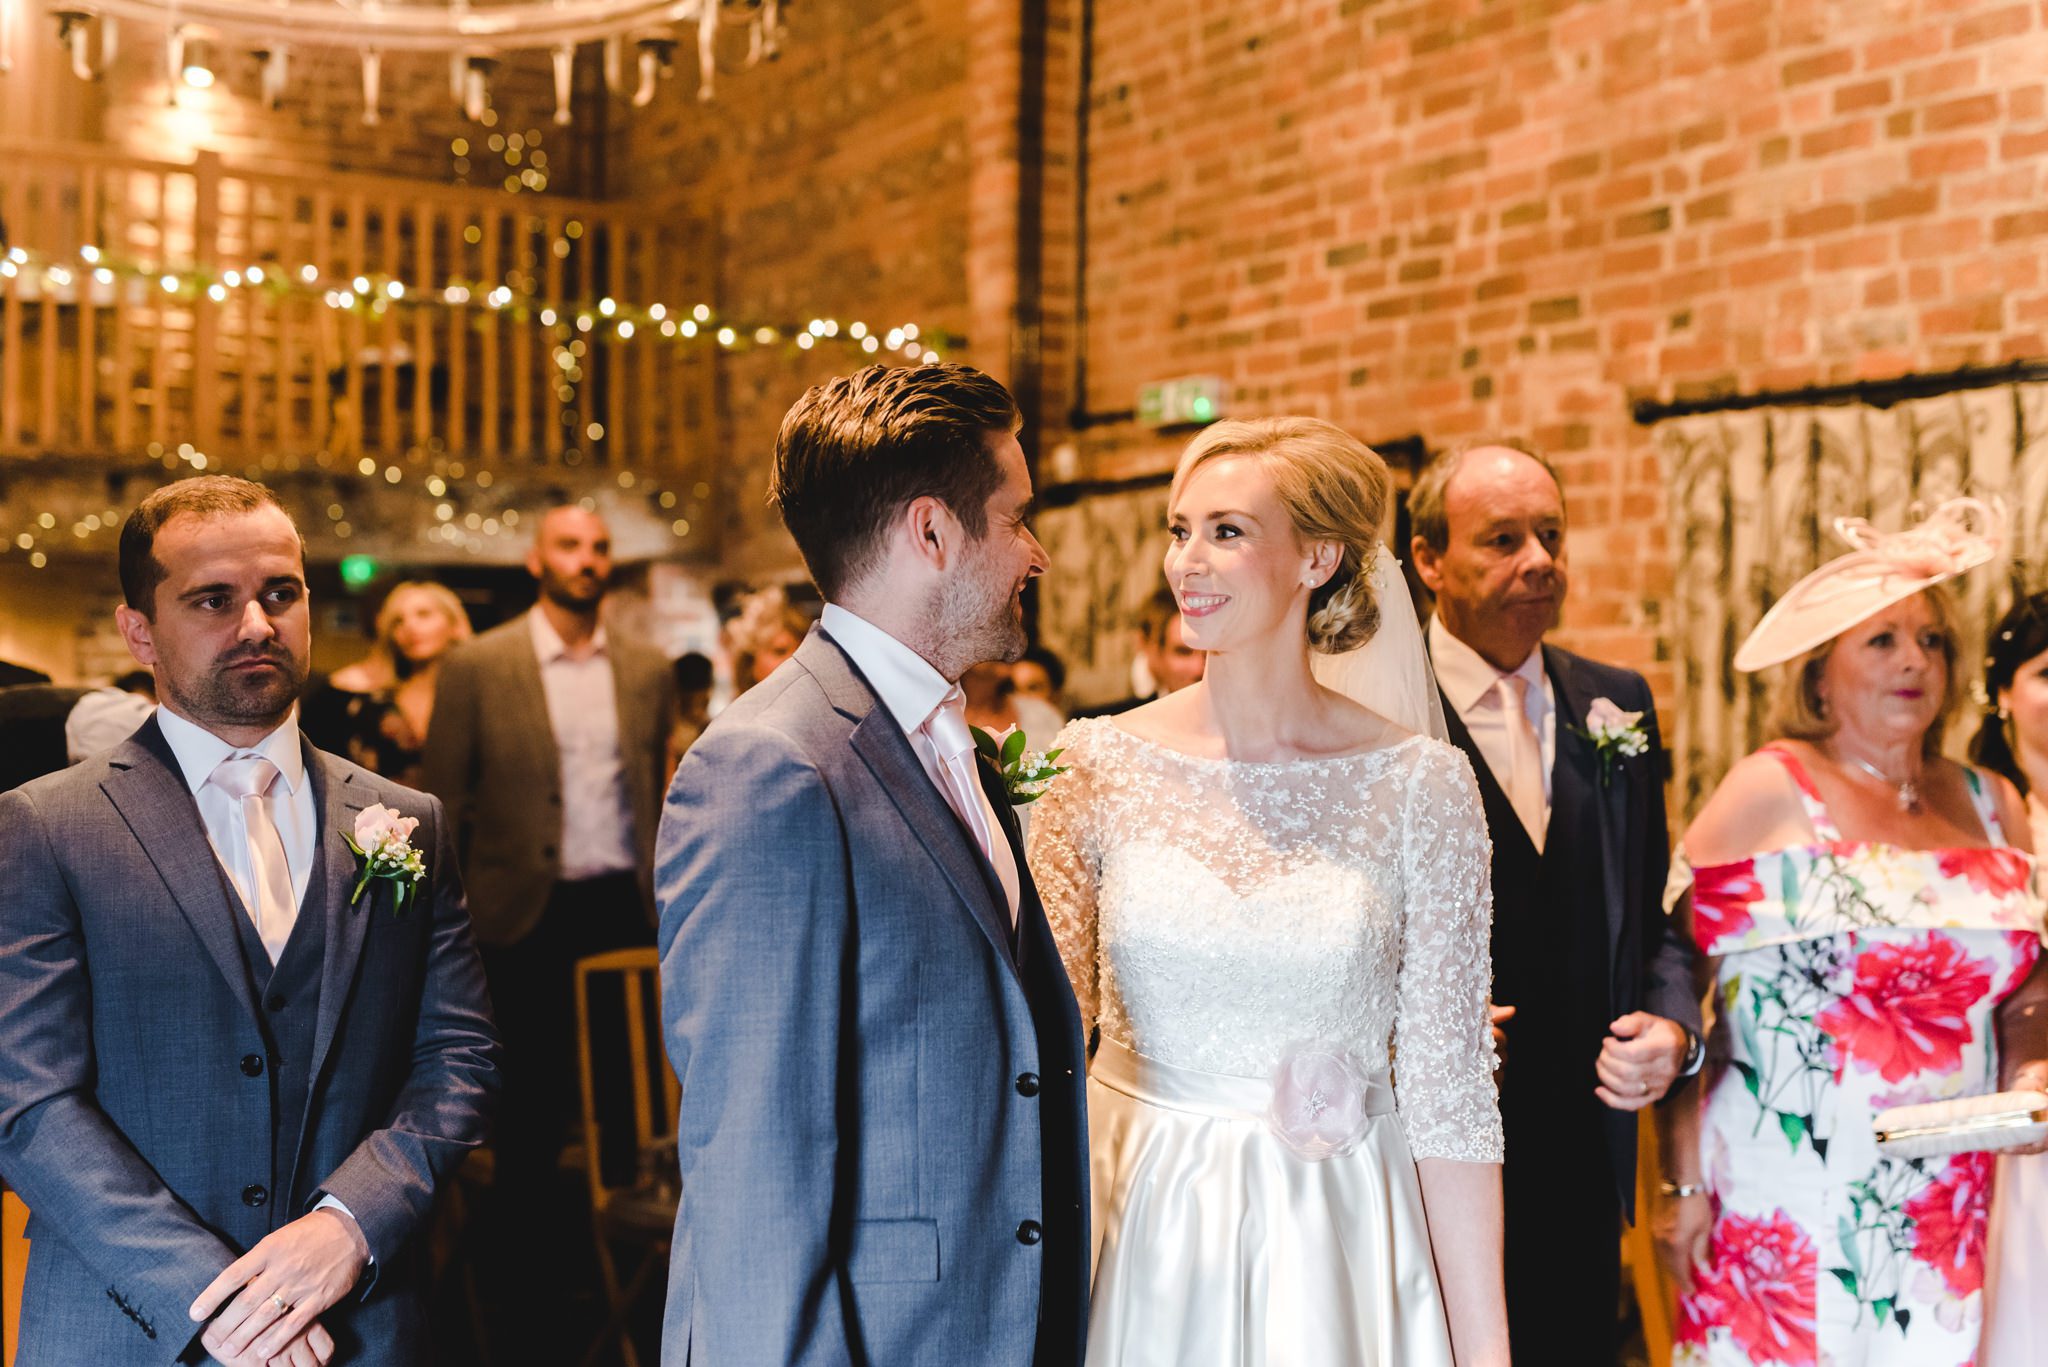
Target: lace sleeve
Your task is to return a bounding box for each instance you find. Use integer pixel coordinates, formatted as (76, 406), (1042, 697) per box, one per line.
(1025, 721), (1101, 1043)
(1392, 741), (1505, 1163)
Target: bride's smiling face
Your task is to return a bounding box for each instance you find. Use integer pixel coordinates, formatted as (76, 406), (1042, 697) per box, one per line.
(1165, 455), (1329, 653)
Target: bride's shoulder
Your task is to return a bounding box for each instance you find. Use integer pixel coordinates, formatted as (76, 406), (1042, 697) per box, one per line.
(1396, 732), (1484, 795)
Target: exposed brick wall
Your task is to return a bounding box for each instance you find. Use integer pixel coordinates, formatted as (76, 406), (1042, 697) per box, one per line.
(619, 0), (984, 576)
(1057, 0), (2048, 701)
(90, 38), (587, 192)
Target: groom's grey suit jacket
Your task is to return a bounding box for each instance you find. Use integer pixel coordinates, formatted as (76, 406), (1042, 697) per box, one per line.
(656, 628), (1090, 1367)
(0, 717), (500, 1364)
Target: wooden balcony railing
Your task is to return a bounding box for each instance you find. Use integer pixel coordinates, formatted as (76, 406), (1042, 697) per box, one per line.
(0, 141), (716, 481)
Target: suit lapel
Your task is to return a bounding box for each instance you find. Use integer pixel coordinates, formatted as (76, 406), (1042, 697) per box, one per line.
(1546, 646), (1629, 956)
(975, 754), (1039, 966)
(506, 613), (559, 754)
(849, 715), (1021, 974)
(305, 743), (372, 1091)
(801, 631), (1022, 975)
(101, 720), (262, 1027)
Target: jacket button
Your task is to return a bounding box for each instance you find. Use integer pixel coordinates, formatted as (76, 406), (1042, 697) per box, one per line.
(1015, 1072), (1040, 1097)
(1015, 1220), (1042, 1245)
(242, 1184), (268, 1207)
(240, 1054), (264, 1078)
(265, 993), (286, 1012)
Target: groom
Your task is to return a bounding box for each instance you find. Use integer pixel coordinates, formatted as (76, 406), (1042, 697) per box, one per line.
(0, 476), (499, 1364)
(656, 363), (1089, 1366)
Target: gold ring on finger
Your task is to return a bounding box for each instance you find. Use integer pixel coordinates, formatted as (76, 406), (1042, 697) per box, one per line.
(270, 1291), (291, 1314)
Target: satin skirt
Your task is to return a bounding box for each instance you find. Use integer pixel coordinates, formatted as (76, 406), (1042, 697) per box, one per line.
(1085, 1041), (1456, 1367)
(1984, 1153), (2048, 1367)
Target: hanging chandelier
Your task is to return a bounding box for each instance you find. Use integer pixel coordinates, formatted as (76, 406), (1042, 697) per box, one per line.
(17, 0), (786, 124)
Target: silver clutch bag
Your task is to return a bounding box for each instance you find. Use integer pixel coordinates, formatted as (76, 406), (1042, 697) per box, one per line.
(1872, 1089), (2048, 1159)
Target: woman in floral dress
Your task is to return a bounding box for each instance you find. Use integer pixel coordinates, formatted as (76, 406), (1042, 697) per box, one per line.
(1656, 500), (2048, 1367)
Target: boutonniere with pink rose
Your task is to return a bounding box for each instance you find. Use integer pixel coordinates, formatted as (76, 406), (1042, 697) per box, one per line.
(343, 804), (427, 912)
(1569, 697), (1650, 786)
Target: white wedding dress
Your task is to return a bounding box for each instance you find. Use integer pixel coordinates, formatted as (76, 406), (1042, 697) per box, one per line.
(1028, 716), (1504, 1366)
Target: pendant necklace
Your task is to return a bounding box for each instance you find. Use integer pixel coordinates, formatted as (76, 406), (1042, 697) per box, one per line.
(1843, 753), (1923, 815)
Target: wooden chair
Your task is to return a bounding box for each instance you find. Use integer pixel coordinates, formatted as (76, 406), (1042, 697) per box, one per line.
(572, 948), (679, 1367)
(1623, 1115), (1674, 1367)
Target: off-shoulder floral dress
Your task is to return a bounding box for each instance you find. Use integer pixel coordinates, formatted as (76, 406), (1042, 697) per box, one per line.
(1677, 744), (2045, 1367)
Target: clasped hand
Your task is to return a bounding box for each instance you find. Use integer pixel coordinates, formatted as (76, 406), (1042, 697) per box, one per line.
(190, 1208), (370, 1367)
(1594, 1012), (1688, 1112)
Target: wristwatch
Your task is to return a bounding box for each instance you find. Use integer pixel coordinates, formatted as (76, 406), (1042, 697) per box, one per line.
(1676, 1025), (1705, 1079)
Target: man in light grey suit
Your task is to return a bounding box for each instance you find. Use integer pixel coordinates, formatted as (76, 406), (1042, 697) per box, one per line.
(657, 363), (1090, 1366)
(0, 476), (499, 1365)
(419, 503), (674, 1354)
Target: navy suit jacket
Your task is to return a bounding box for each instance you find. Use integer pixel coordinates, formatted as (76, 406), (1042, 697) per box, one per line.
(656, 628), (1090, 1366)
(0, 718), (500, 1363)
(1439, 643), (1700, 1219)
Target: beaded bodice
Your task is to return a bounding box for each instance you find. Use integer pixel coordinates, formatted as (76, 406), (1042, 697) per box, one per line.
(1027, 717), (1504, 1163)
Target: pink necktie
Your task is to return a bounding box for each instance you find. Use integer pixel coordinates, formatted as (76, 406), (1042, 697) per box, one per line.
(1497, 674), (1546, 853)
(922, 688), (1021, 926)
(208, 754), (295, 962)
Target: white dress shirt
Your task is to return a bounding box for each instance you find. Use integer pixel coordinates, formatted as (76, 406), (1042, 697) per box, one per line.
(530, 609), (638, 880)
(1428, 616), (1556, 814)
(156, 705), (316, 921)
(820, 604), (1020, 924)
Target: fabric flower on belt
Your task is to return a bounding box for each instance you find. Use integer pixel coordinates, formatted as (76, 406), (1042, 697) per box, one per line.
(1266, 1042), (1373, 1160)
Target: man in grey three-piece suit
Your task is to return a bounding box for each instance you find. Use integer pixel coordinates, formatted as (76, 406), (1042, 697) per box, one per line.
(657, 363), (1090, 1366)
(0, 476), (499, 1365)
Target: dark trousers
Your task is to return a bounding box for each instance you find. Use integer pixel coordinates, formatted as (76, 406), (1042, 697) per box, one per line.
(477, 873), (652, 1347)
(1501, 1075), (1625, 1367)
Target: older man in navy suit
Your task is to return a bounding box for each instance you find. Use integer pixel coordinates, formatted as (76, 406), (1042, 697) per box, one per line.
(0, 476), (499, 1366)
(1411, 440), (1702, 1367)
(657, 364), (1089, 1367)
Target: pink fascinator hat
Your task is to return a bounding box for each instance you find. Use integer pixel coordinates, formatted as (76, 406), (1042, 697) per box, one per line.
(1732, 496), (2004, 673)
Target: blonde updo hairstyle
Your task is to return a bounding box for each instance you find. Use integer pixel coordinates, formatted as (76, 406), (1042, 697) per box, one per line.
(1169, 416), (1390, 655)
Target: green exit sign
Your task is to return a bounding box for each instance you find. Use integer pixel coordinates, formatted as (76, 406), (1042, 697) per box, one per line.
(1137, 376), (1228, 429)
(338, 554), (382, 590)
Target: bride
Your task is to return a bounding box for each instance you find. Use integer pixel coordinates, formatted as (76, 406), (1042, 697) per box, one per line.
(1028, 417), (1510, 1366)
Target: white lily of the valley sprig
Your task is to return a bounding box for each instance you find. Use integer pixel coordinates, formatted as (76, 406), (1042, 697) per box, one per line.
(971, 725), (1070, 806)
(1572, 697), (1649, 786)
(343, 804), (427, 912)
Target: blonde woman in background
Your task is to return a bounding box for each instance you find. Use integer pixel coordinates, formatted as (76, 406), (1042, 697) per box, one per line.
(728, 586), (811, 692)
(306, 579), (472, 785)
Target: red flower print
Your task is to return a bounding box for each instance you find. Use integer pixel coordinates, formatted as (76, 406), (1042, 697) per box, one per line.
(1936, 848), (2031, 899)
(1691, 861), (1765, 950)
(1905, 1151), (1994, 1298)
(1691, 1209), (1818, 1366)
(2001, 931), (2042, 998)
(1816, 933), (1994, 1083)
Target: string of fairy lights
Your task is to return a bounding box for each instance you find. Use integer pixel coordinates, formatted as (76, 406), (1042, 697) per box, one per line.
(0, 244), (957, 361)
(1, 439), (721, 571)
(0, 240), (961, 570)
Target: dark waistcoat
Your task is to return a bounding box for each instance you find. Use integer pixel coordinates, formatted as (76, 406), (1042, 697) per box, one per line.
(224, 857), (328, 1226)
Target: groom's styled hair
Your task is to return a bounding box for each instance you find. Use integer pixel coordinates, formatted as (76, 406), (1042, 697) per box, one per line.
(772, 363), (1021, 599)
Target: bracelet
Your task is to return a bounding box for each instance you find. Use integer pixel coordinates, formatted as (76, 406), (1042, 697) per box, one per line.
(1658, 1180), (1706, 1199)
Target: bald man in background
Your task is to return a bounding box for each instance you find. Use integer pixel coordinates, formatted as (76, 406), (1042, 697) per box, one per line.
(420, 506), (674, 1356)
